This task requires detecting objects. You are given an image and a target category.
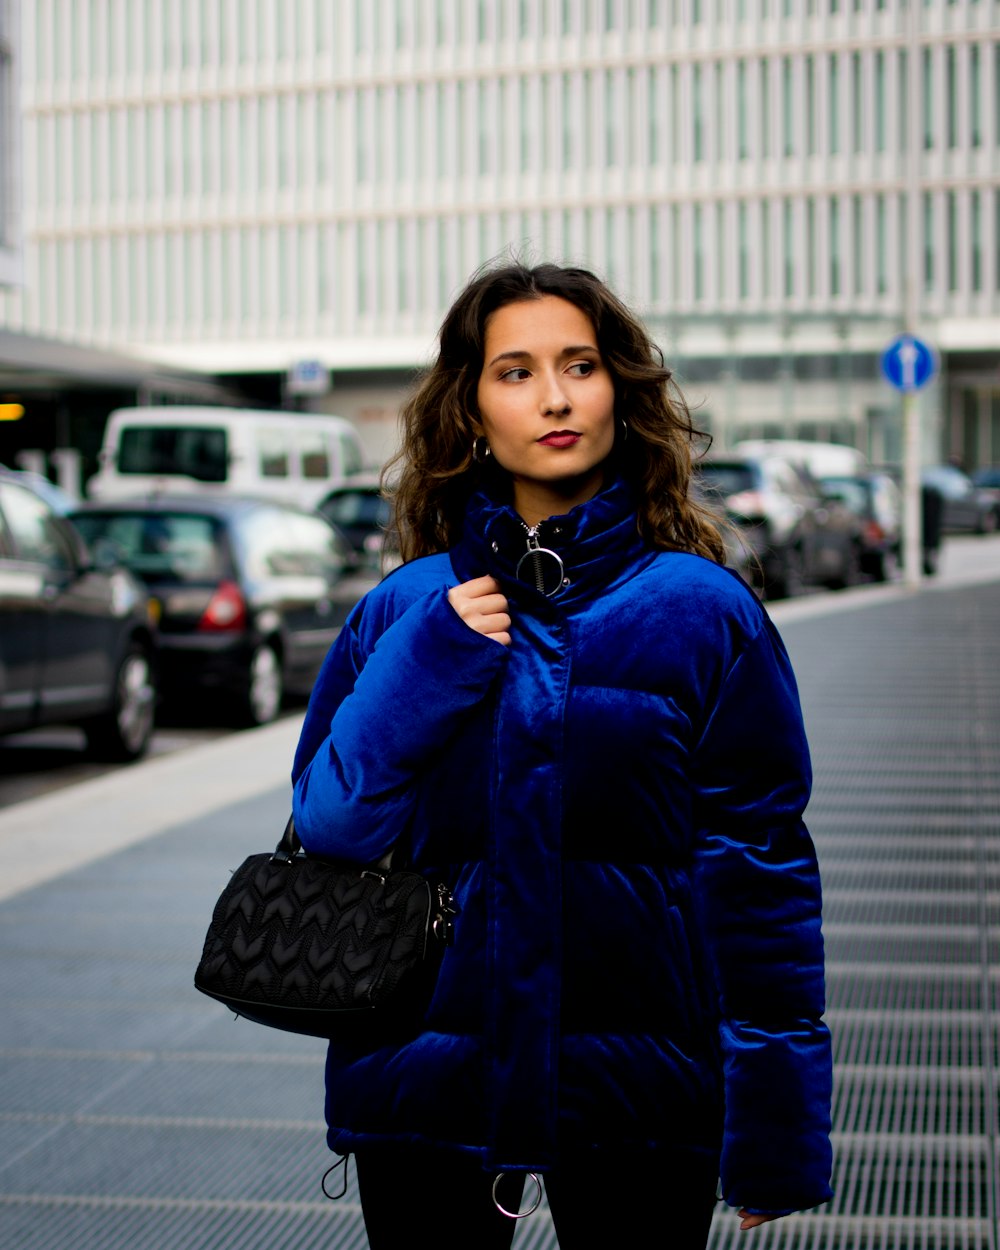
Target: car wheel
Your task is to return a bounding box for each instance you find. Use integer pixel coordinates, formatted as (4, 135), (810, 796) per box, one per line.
(241, 642), (284, 727)
(85, 644), (157, 762)
(826, 543), (863, 591)
(871, 549), (899, 583)
(977, 509), (998, 535)
(763, 546), (803, 601)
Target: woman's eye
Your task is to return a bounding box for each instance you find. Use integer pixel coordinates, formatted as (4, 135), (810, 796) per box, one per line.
(567, 360), (595, 377)
(499, 367), (531, 382)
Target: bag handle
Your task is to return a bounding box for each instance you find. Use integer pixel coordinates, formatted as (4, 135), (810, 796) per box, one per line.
(272, 814), (394, 874)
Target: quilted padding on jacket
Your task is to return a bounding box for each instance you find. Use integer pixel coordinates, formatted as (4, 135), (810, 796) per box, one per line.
(291, 477), (833, 1215)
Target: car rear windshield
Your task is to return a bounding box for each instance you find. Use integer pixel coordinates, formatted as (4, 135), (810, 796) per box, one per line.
(819, 476), (869, 511)
(321, 490), (389, 527)
(72, 512), (226, 582)
(117, 426), (228, 483)
(695, 463), (757, 495)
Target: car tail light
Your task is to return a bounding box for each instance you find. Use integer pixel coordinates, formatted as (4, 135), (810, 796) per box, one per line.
(198, 580), (247, 632)
(863, 520), (885, 544)
(725, 489), (768, 522)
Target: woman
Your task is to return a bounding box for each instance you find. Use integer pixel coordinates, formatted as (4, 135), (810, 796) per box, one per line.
(292, 261), (833, 1248)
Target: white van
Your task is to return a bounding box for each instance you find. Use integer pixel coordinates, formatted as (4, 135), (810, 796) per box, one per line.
(88, 407), (366, 508)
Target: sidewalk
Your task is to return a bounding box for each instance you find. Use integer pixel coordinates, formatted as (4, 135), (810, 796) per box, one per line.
(2, 536), (1000, 1249)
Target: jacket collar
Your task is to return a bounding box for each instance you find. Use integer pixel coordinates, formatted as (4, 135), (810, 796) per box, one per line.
(450, 477), (655, 608)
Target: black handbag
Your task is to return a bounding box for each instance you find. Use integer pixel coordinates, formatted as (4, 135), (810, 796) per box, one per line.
(194, 815), (457, 1038)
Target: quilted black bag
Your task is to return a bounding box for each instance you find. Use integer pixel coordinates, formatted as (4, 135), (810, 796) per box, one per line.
(194, 815), (457, 1038)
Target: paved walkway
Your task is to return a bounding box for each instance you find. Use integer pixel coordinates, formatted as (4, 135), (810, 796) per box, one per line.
(2, 537), (999, 1249)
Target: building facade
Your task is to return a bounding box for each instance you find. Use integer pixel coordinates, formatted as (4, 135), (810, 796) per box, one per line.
(5, 0), (1000, 468)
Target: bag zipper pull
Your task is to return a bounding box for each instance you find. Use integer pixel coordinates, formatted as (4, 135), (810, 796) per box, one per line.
(432, 883), (458, 944)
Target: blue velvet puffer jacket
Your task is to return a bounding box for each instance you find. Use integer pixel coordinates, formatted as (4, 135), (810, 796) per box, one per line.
(291, 478), (833, 1215)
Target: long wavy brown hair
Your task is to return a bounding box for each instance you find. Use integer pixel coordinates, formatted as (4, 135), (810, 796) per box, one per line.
(383, 259), (726, 565)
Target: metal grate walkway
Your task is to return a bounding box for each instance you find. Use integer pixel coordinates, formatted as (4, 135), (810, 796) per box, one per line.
(0, 580), (998, 1249)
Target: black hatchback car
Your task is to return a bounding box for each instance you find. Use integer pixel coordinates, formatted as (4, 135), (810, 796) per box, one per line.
(70, 496), (355, 726)
(0, 468), (158, 760)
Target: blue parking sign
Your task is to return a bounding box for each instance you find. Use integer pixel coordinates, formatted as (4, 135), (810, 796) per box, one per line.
(880, 334), (937, 393)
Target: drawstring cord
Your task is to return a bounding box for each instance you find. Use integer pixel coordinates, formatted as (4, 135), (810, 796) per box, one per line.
(321, 1154), (349, 1201)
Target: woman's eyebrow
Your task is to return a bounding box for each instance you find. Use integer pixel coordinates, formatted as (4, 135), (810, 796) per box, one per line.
(486, 344), (599, 368)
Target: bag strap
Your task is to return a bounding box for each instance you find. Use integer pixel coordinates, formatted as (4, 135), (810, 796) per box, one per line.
(273, 814), (395, 874)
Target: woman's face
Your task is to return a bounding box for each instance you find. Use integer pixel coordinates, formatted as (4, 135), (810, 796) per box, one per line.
(475, 295), (616, 526)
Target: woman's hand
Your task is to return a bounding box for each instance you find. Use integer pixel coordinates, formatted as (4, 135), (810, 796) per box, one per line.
(448, 576), (512, 646)
(738, 1210), (781, 1231)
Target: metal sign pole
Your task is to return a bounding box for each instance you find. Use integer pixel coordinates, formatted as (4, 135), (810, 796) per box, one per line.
(901, 2), (923, 590)
(901, 391), (922, 588)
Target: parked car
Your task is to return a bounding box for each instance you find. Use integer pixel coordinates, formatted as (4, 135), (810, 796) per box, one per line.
(970, 466), (1000, 527)
(0, 468), (158, 760)
(921, 464), (998, 534)
(316, 472), (399, 572)
(1, 465), (76, 514)
(69, 496), (355, 727)
(815, 471), (903, 582)
(694, 453), (863, 599)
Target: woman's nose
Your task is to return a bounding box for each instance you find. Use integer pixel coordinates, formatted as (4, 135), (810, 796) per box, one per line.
(541, 374), (571, 416)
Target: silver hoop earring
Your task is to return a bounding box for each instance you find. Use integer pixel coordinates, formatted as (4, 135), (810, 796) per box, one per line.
(473, 436), (492, 463)
(618, 418), (629, 442)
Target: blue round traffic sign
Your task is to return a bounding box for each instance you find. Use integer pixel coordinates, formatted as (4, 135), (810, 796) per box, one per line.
(880, 334), (937, 393)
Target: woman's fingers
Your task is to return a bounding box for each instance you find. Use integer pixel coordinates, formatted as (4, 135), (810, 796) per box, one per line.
(448, 576), (512, 645)
(738, 1210), (780, 1231)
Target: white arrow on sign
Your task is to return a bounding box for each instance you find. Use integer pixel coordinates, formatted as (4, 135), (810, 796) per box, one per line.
(896, 339), (919, 391)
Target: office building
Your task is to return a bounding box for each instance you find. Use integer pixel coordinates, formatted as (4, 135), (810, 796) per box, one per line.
(4, 1), (999, 467)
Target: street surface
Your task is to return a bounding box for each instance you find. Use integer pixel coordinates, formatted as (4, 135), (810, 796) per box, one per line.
(1, 536), (994, 810)
(0, 533), (999, 1248)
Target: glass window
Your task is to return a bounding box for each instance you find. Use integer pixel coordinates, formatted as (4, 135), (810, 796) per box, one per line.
(297, 430), (330, 479)
(852, 52), (863, 153)
(970, 44), (981, 148)
(761, 199), (772, 299)
(784, 199), (794, 296)
(923, 191), (934, 291)
(829, 53), (840, 154)
(971, 190), (982, 292)
(0, 482), (74, 570)
(922, 47), (934, 150)
(830, 196), (841, 297)
(693, 64), (704, 162)
(875, 51), (885, 152)
(257, 429), (290, 478)
(118, 426), (229, 482)
(71, 511), (224, 581)
(237, 509), (345, 580)
(946, 45), (958, 149)
(782, 57), (794, 157)
(761, 59), (771, 159)
(876, 195), (887, 295)
(693, 204), (704, 301)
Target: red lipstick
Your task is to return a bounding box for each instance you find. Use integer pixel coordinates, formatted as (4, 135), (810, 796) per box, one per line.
(538, 431), (581, 447)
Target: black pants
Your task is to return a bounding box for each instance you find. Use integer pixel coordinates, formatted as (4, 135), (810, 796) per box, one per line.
(355, 1145), (720, 1250)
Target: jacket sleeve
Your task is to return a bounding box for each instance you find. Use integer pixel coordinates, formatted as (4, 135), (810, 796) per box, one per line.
(690, 612), (833, 1216)
(291, 584), (508, 862)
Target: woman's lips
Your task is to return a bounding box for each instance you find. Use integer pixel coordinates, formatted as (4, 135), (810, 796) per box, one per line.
(538, 431), (582, 447)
